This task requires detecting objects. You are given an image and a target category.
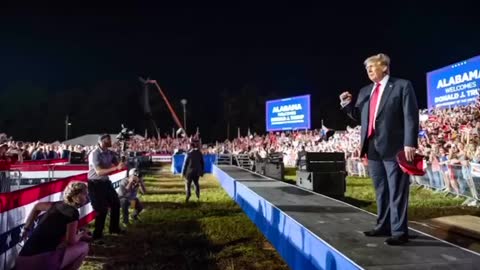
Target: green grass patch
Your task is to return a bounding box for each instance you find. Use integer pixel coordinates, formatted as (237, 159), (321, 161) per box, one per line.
(283, 174), (296, 185)
(345, 177), (480, 220)
(284, 170), (480, 221)
(81, 167), (287, 270)
(284, 167), (297, 177)
(81, 166), (480, 269)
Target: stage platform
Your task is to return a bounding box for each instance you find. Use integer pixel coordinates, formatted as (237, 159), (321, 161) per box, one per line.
(212, 165), (480, 270)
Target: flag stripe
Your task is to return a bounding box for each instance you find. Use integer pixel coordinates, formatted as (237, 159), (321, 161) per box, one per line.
(0, 170), (127, 268)
(0, 174), (88, 214)
(10, 165), (88, 172)
(14, 159), (68, 166)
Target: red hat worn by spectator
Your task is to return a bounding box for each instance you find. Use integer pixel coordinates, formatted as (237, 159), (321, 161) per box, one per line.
(396, 150), (425, 176)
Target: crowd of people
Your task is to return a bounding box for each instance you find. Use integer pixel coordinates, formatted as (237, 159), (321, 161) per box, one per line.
(0, 133), (193, 165)
(2, 100), (480, 199)
(0, 128), (358, 168)
(0, 134), (94, 163)
(128, 135), (192, 154)
(202, 128), (360, 168)
(204, 101), (480, 199)
(1, 97), (480, 196)
(414, 102), (480, 198)
(4, 98), (480, 269)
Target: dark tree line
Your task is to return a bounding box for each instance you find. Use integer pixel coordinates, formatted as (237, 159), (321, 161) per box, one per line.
(0, 77), (356, 143)
(0, 80), (285, 143)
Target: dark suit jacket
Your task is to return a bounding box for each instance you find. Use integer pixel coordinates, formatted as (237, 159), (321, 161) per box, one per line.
(183, 149), (205, 179)
(342, 76), (419, 160)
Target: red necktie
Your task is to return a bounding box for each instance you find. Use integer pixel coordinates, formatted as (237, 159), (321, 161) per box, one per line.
(367, 83), (381, 138)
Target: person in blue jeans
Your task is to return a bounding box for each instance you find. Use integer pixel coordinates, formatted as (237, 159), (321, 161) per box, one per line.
(118, 169), (146, 224)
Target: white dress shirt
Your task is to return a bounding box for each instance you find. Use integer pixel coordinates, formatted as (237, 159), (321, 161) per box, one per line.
(371, 75), (390, 129)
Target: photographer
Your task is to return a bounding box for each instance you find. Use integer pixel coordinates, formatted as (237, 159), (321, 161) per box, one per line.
(88, 134), (126, 240)
(118, 169), (146, 225)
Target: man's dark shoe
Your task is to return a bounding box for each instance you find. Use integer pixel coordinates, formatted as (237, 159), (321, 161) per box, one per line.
(110, 229), (127, 235)
(92, 235), (105, 245)
(363, 229), (391, 237)
(384, 235), (409, 246)
(93, 239), (105, 245)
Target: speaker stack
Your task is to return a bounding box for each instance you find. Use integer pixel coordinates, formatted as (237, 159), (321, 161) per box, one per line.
(254, 152), (285, 181)
(296, 152), (346, 198)
(69, 151), (86, 164)
(264, 161), (284, 180)
(254, 159), (266, 175)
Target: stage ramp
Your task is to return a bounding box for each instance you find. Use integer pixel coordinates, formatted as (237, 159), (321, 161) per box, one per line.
(213, 165), (480, 270)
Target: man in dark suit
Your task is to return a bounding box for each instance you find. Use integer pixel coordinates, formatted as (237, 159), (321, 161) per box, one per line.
(182, 141), (205, 202)
(340, 53), (419, 245)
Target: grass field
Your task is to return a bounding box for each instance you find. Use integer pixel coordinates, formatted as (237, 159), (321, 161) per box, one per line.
(81, 167), (288, 270)
(285, 173), (480, 221)
(81, 167), (480, 269)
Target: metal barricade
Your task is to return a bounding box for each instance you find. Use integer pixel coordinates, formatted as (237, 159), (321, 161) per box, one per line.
(234, 154), (253, 170)
(0, 169), (22, 193)
(216, 154), (233, 165)
(49, 164), (56, 182)
(345, 158), (480, 205)
(418, 163), (477, 198)
(345, 158), (369, 177)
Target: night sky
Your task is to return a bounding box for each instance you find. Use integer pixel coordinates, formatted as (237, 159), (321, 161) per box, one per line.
(0, 4), (479, 142)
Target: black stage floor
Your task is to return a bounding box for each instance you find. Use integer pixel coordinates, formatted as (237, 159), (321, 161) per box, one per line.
(219, 165), (480, 270)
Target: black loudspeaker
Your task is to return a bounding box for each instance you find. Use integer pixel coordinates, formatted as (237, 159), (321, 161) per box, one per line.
(296, 152), (346, 198)
(306, 152), (345, 172)
(296, 171), (345, 198)
(265, 162), (284, 180)
(267, 152), (283, 163)
(69, 152), (86, 164)
(255, 160), (266, 175)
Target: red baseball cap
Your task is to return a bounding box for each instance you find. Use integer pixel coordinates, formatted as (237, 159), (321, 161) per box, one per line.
(396, 150), (425, 176)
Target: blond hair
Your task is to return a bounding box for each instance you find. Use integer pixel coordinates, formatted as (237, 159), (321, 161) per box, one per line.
(466, 144), (476, 160)
(64, 181), (87, 204)
(364, 53), (390, 74)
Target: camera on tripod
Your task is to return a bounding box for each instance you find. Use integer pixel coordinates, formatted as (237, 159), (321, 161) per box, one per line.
(116, 124), (135, 143)
(116, 124), (134, 163)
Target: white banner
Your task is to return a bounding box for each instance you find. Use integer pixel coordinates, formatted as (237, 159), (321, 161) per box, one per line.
(151, 155), (172, 163)
(471, 163), (480, 178)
